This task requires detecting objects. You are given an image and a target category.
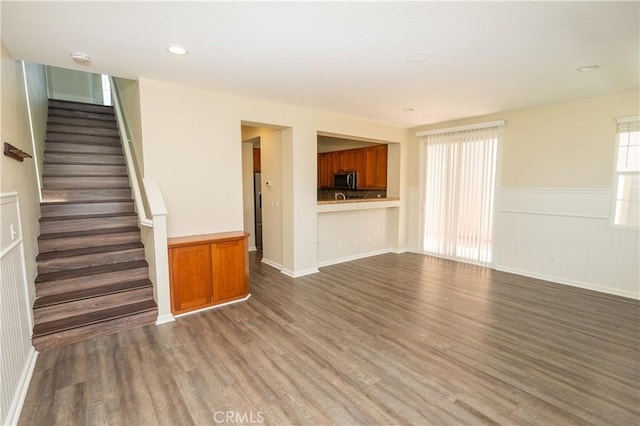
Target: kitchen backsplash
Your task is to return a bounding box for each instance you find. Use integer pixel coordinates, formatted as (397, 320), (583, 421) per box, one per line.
(317, 189), (387, 201)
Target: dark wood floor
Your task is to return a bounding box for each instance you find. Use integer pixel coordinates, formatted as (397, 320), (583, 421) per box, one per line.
(19, 252), (640, 425)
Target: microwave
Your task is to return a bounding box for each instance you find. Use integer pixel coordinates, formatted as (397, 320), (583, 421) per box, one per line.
(334, 171), (357, 189)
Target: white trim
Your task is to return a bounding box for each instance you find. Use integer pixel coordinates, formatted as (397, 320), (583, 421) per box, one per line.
(318, 248), (391, 268)
(416, 119), (505, 137)
(493, 264), (639, 300)
(281, 267), (319, 278)
(248, 246), (257, 252)
(6, 347), (38, 426)
(173, 294), (252, 318)
(155, 314), (175, 325)
(260, 258), (282, 270)
(391, 248), (409, 254)
(616, 116), (640, 124)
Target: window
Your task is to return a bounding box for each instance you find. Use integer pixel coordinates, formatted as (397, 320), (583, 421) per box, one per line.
(613, 117), (639, 227)
(417, 121), (503, 266)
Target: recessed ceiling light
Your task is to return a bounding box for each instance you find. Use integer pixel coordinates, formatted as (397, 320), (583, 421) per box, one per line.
(402, 107), (415, 112)
(70, 52), (91, 66)
(406, 50), (431, 63)
(577, 65), (599, 72)
(167, 45), (189, 56)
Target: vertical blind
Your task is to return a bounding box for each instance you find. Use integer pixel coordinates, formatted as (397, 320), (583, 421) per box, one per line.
(419, 122), (502, 265)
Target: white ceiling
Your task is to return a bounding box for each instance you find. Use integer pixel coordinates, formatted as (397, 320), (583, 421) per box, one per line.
(2, 1), (638, 127)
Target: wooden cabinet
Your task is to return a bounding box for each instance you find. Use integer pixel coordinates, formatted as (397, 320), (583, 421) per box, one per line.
(168, 231), (249, 315)
(317, 145), (387, 189)
(253, 148), (261, 172)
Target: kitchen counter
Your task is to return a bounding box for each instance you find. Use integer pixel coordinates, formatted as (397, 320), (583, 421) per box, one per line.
(317, 197), (399, 205)
(317, 197), (400, 213)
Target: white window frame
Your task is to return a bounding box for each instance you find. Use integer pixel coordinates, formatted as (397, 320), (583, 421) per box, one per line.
(610, 116), (640, 230)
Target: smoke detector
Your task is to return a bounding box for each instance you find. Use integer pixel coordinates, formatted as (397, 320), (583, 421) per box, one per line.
(70, 52), (91, 66)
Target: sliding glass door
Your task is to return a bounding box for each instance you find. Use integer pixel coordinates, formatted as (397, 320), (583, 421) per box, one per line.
(420, 123), (502, 265)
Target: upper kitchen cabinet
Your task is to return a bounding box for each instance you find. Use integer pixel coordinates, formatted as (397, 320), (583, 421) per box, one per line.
(359, 145), (387, 189)
(317, 144), (387, 190)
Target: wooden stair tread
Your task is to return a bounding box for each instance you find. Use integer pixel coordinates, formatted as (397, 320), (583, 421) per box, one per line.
(41, 199), (134, 206)
(36, 242), (144, 261)
(48, 99), (114, 114)
(40, 212), (137, 222)
(39, 226), (140, 241)
(33, 279), (153, 309)
(45, 136), (122, 146)
(36, 260), (148, 283)
(33, 299), (157, 337)
(48, 108), (115, 121)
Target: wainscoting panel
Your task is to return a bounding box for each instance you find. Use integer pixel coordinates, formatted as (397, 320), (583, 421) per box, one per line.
(1, 193), (37, 425)
(493, 188), (639, 299)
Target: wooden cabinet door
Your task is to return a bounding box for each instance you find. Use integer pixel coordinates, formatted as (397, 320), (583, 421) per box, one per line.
(212, 239), (248, 303)
(169, 244), (213, 314)
(253, 148), (261, 172)
(375, 145), (388, 188)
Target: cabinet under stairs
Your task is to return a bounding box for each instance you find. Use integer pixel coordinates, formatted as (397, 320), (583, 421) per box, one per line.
(32, 99), (157, 351)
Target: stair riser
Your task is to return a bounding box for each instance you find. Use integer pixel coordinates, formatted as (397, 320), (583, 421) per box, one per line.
(47, 115), (118, 129)
(36, 266), (150, 297)
(41, 201), (134, 217)
(32, 309), (157, 351)
(47, 132), (120, 145)
(42, 188), (132, 203)
(37, 248), (146, 274)
(48, 100), (114, 114)
(40, 215), (137, 234)
(45, 142), (123, 155)
(44, 164), (127, 176)
(48, 108), (115, 122)
(44, 152), (125, 165)
(43, 176), (130, 189)
(39, 232), (141, 253)
(47, 124), (119, 137)
(34, 287), (154, 323)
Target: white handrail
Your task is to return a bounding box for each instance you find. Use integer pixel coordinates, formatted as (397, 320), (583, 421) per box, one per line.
(109, 76), (153, 227)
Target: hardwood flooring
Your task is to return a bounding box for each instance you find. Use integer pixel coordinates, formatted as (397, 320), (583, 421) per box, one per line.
(19, 252), (640, 425)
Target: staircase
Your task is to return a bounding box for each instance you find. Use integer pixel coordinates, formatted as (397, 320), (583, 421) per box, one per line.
(32, 99), (157, 351)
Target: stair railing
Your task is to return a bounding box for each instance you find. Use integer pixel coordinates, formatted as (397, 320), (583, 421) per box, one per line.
(109, 77), (174, 324)
(109, 77), (152, 227)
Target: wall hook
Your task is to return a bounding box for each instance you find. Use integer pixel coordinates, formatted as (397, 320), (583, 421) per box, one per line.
(3, 142), (33, 162)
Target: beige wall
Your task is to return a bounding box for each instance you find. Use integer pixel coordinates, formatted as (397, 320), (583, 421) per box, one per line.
(136, 78), (406, 274)
(1, 43), (47, 301)
(241, 126), (284, 267)
(410, 90), (640, 189)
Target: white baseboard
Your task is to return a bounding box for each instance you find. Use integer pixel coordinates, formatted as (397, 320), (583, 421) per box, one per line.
(318, 249), (392, 268)
(155, 313), (175, 325)
(173, 294), (252, 318)
(261, 258), (282, 270)
(281, 267), (320, 278)
(493, 265), (639, 300)
(391, 248), (409, 254)
(248, 246), (257, 252)
(7, 347), (38, 426)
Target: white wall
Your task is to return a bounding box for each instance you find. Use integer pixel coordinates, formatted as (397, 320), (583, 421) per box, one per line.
(317, 208), (399, 266)
(46, 65), (103, 104)
(1, 43), (46, 426)
(136, 78), (406, 275)
(409, 90), (640, 299)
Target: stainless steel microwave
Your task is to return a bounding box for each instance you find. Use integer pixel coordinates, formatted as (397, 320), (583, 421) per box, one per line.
(334, 171), (357, 189)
